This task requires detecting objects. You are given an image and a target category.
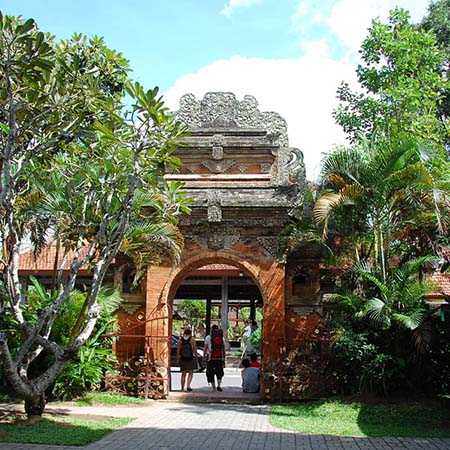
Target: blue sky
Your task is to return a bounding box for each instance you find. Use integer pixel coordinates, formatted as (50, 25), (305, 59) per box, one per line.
(4, 0), (306, 89)
(3, 0), (431, 179)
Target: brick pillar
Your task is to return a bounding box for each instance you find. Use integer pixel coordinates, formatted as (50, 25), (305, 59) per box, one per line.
(145, 265), (173, 369)
(260, 261), (286, 399)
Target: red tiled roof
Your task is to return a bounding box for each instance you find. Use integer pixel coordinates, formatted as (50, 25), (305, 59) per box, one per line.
(18, 246), (240, 275)
(19, 244), (92, 273)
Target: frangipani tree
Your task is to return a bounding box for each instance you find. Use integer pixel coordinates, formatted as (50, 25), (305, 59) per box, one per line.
(0, 14), (188, 416)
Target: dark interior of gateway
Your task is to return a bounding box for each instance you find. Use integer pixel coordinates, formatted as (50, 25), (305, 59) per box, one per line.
(169, 264), (263, 397)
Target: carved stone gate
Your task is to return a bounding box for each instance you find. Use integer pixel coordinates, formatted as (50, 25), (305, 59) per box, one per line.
(110, 92), (324, 400)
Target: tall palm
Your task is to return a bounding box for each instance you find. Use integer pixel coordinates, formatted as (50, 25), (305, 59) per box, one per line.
(314, 136), (449, 279)
(335, 256), (436, 351)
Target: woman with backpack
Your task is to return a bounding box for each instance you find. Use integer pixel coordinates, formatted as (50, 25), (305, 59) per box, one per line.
(177, 327), (197, 392)
(204, 324), (225, 392)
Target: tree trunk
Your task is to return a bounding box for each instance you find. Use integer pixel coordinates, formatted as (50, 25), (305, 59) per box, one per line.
(24, 393), (46, 417)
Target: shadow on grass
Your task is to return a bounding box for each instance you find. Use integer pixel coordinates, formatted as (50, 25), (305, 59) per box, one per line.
(0, 414), (130, 446)
(270, 398), (450, 438)
(357, 400), (450, 438)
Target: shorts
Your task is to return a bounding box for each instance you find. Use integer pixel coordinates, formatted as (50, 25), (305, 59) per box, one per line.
(206, 359), (224, 383)
(179, 357), (195, 372)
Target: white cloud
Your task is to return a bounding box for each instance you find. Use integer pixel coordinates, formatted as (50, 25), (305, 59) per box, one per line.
(165, 0), (431, 181)
(292, 0), (429, 57)
(164, 44), (357, 181)
(327, 0), (429, 55)
(221, 0), (262, 18)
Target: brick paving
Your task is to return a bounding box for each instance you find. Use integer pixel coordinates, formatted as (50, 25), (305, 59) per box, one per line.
(1, 402), (450, 450)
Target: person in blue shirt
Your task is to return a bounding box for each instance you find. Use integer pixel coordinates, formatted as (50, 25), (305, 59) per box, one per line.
(241, 358), (260, 393)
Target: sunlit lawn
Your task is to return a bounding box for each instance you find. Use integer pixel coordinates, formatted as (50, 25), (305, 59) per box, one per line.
(0, 413), (131, 446)
(271, 398), (450, 438)
(74, 392), (147, 406)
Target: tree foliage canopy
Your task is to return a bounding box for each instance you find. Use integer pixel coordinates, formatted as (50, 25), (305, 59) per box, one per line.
(0, 13), (188, 416)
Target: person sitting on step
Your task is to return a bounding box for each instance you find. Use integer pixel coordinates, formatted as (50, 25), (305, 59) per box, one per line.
(241, 358), (260, 393)
(249, 353), (261, 369)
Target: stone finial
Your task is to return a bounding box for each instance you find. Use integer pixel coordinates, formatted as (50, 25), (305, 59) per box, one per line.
(174, 92), (289, 146)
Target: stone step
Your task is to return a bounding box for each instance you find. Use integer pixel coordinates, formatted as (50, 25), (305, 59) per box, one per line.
(225, 354), (242, 368)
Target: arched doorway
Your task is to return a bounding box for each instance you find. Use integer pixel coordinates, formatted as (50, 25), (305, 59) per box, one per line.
(169, 261), (263, 397)
(144, 248), (287, 400)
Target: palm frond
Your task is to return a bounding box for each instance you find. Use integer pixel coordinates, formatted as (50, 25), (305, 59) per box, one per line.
(392, 310), (426, 331)
(359, 297), (391, 329)
(353, 262), (389, 300)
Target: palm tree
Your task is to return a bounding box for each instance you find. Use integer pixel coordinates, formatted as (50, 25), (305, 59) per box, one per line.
(335, 256), (436, 351)
(314, 136), (449, 280)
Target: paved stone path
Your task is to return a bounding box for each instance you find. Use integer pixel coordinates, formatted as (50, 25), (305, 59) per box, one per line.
(1, 402), (450, 450)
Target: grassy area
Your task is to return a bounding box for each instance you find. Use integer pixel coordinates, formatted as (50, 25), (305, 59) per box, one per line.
(74, 392), (147, 406)
(0, 413), (131, 446)
(271, 398), (450, 438)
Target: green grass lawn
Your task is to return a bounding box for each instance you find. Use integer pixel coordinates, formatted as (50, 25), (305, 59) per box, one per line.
(0, 413), (131, 446)
(74, 392), (147, 406)
(271, 398), (450, 438)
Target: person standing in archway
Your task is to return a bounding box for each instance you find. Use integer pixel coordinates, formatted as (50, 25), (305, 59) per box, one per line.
(177, 327), (197, 392)
(204, 324), (225, 392)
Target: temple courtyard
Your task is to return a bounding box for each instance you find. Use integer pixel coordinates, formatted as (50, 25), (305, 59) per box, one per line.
(1, 401), (450, 450)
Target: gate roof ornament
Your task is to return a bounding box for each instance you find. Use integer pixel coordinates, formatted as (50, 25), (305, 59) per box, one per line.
(175, 92), (289, 147)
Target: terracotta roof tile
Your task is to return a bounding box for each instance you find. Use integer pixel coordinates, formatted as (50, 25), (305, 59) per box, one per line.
(19, 244), (91, 273)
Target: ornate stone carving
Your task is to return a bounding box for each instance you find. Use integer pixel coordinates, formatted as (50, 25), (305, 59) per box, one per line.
(207, 233), (224, 250)
(257, 237), (279, 258)
(187, 226), (241, 250)
(207, 191), (222, 222)
(287, 148), (306, 186)
(272, 147), (306, 188)
(208, 206), (222, 223)
(185, 164), (202, 174)
(175, 92), (289, 146)
(201, 159), (237, 174)
(210, 134), (226, 147)
(260, 163), (272, 174)
(207, 232), (240, 250)
(210, 134), (225, 160)
(212, 146), (223, 160)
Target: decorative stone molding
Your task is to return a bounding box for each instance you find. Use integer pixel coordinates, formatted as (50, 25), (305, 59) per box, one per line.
(207, 191), (222, 223)
(287, 148), (306, 186)
(201, 159), (237, 174)
(210, 134), (225, 160)
(207, 233), (240, 250)
(257, 237), (279, 258)
(187, 227), (241, 250)
(175, 92), (289, 147)
(260, 163), (272, 174)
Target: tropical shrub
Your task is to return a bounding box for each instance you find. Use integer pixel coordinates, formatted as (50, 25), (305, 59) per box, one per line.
(53, 342), (115, 401)
(331, 330), (377, 394)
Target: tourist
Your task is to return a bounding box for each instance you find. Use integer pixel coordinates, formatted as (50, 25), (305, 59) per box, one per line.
(177, 327), (197, 392)
(241, 319), (258, 358)
(241, 358), (260, 393)
(249, 353), (261, 369)
(204, 324), (225, 392)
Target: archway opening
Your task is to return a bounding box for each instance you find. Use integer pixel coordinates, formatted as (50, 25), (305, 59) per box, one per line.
(169, 262), (263, 398)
